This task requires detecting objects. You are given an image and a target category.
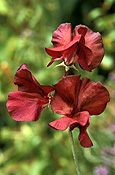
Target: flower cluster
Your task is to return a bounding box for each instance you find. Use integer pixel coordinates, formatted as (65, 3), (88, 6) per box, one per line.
(45, 23), (104, 72)
(6, 23), (110, 148)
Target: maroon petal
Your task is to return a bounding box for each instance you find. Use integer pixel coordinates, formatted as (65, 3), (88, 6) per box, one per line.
(74, 28), (93, 71)
(47, 57), (62, 67)
(73, 25), (87, 38)
(51, 75), (81, 115)
(49, 113), (93, 147)
(49, 117), (75, 130)
(78, 114), (90, 141)
(18, 64), (30, 71)
(74, 25), (104, 70)
(51, 23), (72, 47)
(78, 77), (110, 115)
(45, 32), (80, 66)
(70, 111), (90, 131)
(47, 59), (54, 67)
(63, 42), (78, 64)
(49, 114), (90, 131)
(14, 64), (41, 93)
(45, 47), (63, 57)
(85, 27), (104, 70)
(45, 47), (63, 66)
(51, 92), (73, 115)
(78, 34), (93, 67)
(6, 91), (49, 122)
(76, 112), (93, 147)
(77, 45), (92, 72)
(14, 64), (54, 95)
(45, 39), (79, 58)
(79, 131), (93, 148)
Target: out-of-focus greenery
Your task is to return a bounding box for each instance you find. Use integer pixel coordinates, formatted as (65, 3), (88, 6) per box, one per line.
(0, 0), (115, 175)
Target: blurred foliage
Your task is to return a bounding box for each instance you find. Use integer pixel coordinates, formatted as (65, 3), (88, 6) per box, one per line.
(0, 0), (115, 175)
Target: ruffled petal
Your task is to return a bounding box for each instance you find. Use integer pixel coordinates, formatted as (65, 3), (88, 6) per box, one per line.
(74, 25), (104, 70)
(51, 92), (73, 115)
(70, 111), (90, 131)
(74, 113), (93, 147)
(78, 114), (90, 140)
(6, 91), (49, 122)
(51, 23), (72, 47)
(14, 64), (54, 95)
(45, 47), (63, 57)
(78, 34), (92, 65)
(73, 25), (87, 38)
(45, 38), (79, 57)
(14, 64), (42, 93)
(49, 112), (93, 147)
(78, 77), (110, 115)
(74, 27), (93, 71)
(51, 75), (81, 115)
(85, 27), (104, 70)
(49, 111), (92, 148)
(63, 42), (78, 65)
(77, 45), (92, 72)
(79, 131), (93, 148)
(49, 117), (74, 130)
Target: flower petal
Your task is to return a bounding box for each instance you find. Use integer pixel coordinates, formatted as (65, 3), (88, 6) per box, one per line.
(76, 112), (93, 147)
(45, 47), (63, 57)
(78, 114), (90, 140)
(74, 25), (104, 70)
(70, 111), (90, 131)
(51, 92), (73, 115)
(51, 75), (81, 115)
(85, 28), (104, 70)
(51, 23), (72, 47)
(78, 34), (93, 65)
(14, 64), (42, 93)
(63, 42), (78, 64)
(73, 25), (87, 38)
(6, 91), (49, 122)
(77, 45), (92, 72)
(14, 64), (54, 95)
(49, 116), (74, 130)
(46, 41), (79, 66)
(74, 27), (93, 71)
(78, 77), (110, 115)
(45, 38), (79, 56)
(49, 113), (93, 147)
(47, 57), (62, 67)
(79, 131), (93, 148)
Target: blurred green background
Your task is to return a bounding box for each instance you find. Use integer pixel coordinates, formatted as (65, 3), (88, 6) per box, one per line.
(0, 0), (115, 175)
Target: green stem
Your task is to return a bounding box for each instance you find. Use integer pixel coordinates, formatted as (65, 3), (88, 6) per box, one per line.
(69, 130), (80, 175)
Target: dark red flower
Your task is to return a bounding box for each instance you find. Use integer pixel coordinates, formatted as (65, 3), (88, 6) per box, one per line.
(6, 64), (54, 122)
(49, 75), (110, 147)
(45, 23), (104, 72)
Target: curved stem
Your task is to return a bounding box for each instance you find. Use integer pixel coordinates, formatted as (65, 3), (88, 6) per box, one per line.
(69, 130), (80, 175)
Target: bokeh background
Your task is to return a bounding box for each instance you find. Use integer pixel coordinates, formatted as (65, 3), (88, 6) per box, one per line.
(0, 0), (115, 175)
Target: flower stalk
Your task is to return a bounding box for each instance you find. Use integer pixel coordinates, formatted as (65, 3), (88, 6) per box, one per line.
(69, 130), (80, 175)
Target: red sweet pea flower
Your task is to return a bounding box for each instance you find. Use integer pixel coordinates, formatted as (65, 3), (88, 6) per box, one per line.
(6, 64), (54, 122)
(45, 23), (104, 72)
(49, 75), (110, 147)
